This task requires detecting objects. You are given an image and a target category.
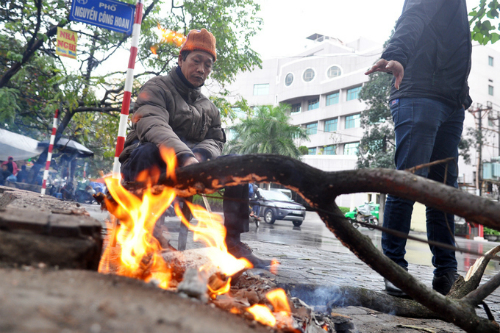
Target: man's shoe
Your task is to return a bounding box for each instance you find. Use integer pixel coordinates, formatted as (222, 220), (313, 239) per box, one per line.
(384, 278), (408, 298)
(226, 240), (272, 269)
(432, 270), (459, 295)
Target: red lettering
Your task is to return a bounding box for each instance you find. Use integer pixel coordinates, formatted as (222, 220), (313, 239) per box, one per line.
(57, 40), (64, 47)
(69, 44), (76, 51)
(64, 42), (69, 48)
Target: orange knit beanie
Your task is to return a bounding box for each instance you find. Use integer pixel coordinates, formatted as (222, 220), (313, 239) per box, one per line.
(180, 29), (217, 61)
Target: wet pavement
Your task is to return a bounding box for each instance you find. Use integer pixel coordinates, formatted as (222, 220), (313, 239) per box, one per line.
(84, 204), (500, 330)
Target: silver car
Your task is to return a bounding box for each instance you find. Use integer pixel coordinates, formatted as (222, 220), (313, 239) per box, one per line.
(251, 189), (307, 226)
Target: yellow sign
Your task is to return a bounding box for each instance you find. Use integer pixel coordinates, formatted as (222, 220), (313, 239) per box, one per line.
(56, 27), (77, 59)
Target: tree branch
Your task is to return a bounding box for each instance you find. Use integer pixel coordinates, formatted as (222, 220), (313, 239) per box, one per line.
(0, 18), (68, 88)
(115, 154), (500, 333)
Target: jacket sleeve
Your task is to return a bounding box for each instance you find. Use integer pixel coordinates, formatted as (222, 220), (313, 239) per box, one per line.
(381, 0), (449, 68)
(132, 79), (195, 159)
(191, 105), (225, 161)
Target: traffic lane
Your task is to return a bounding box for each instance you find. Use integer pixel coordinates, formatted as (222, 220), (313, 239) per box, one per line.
(243, 212), (500, 277)
(84, 203), (500, 277)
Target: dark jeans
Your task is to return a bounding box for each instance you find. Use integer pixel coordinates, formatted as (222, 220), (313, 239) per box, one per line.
(382, 98), (464, 276)
(121, 142), (249, 234)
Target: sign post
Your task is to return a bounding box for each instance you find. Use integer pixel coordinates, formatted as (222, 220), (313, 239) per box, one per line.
(70, 0), (135, 35)
(111, 0), (143, 178)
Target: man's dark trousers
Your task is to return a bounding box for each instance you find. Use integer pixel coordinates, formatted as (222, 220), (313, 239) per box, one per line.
(382, 97), (464, 276)
(121, 142), (249, 235)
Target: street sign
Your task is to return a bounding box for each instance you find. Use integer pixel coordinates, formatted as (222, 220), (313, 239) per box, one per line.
(56, 27), (78, 59)
(70, 0), (135, 35)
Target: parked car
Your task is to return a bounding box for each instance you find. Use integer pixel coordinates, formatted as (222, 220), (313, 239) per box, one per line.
(251, 189), (306, 226)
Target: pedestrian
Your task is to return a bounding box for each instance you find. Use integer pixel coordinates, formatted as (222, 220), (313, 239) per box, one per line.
(0, 164), (12, 185)
(1, 156), (18, 175)
(16, 165), (29, 183)
(119, 28), (271, 268)
(365, 0), (472, 297)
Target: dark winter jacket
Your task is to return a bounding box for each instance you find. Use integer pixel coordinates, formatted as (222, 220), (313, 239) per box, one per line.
(381, 0), (472, 109)
(119, 67), (225, 164)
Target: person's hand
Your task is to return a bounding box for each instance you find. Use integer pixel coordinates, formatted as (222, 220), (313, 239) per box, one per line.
(182, 156), (199, 167)
(193, 152), (205, 162)
(365, 59), (404, 90)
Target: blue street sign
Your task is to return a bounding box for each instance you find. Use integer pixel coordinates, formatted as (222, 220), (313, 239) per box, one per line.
(70, 0), (135, 35)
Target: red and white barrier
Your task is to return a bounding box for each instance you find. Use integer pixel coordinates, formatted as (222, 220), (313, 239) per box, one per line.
(41, 109), (59, 196)
(112, 0), (144, 178)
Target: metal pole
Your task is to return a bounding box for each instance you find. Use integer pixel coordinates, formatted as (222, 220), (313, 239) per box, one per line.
(41, 109), (59, 196)
(112, 0), (144, 179)
(479, 107), (482, 196)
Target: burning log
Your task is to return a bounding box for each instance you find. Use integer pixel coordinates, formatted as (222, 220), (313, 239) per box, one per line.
(104, 154), (500, 333)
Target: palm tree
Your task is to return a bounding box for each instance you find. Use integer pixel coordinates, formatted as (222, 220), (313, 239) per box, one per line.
(225, 104), (309, 158)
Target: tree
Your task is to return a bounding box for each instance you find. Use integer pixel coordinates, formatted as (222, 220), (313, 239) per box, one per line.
(225, 104), (308, 158)
(0, 0), (262, 174)
(357, 71), (395, 169)
(469, 0), (500, 45)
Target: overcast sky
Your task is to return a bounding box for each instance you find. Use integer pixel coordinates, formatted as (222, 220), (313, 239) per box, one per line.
(249, 0), (494, 59)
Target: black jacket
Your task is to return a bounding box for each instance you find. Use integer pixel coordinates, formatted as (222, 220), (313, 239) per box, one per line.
(381, 0), (472, 109)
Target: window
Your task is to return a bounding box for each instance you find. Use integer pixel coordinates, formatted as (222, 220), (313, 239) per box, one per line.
(285, 73), (294, 86)
(306, 123), (318, 135)
(326, 92), (339, 106)
(489, 56), (494, 67)
(291, 103), (301, 113)
(489, 85), (494, 96)
(253, 83), (269, 95)
(303, 68), (315, 82)
(345, 114), (361, 129)
(324, 145), (336, 155)
(489, 117), (494, 127)
(327, 66), (342, 78)
(231, 107), (246, 119)
(344, 142), (359, 156)
(308, 98), (319, 110)
(308, 147), (317, 155)
(346, 86), (362, 101)
(325, 119), (338, 132)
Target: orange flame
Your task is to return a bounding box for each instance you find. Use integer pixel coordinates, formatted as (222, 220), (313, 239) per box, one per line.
(270, 259), (279, 275)
(156, 23), (186, 47)
(266, 289), (291, 313)
(174, 202), (253, 276)
(100, 148), (251, 295)
(246, 288), (294, 329)
(247, 304), (276, 327)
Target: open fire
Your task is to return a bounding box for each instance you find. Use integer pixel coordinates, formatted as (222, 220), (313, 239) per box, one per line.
(98, 149), (297, 330)
(150, 24), (186, 55)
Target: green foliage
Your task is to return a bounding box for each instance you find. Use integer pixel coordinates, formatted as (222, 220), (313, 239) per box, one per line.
(357, 71), (395, 169)
(0, 0), (262, 171)
(484, 227), (500, 235)
(0, 87), (20, 124)
(225, 104), (309, 158)
(338, 206), (351, 214)
(298, 146), (309, 155)
(192, 191), (224, 212)
(470, 0), (500, 44)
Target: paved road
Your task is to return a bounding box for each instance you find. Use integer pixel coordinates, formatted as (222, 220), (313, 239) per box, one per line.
(84, 204), (500, 322)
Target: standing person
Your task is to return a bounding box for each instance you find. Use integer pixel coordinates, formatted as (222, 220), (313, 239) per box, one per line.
(365, 0), (472, 296)
(2, 156), (18, 175)
(119, 28), (271, 268)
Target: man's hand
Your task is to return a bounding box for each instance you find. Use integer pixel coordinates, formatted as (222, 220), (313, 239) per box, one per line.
(365, 59), (404, 90)
(182, 156), (199, 167)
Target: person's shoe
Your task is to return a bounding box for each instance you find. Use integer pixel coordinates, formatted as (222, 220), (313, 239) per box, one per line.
(432, 270), (459, 295)
(226, 240), (272, 269)
(384, 278), (409, 298)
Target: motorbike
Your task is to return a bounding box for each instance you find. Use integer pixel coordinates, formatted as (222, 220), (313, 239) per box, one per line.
(345, 203), (379, 230)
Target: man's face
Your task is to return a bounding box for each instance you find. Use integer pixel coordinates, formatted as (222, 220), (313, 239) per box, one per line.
(178, 50), (214, 87)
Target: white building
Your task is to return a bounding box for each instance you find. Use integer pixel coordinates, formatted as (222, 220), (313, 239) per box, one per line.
(221, 34), (500, 207)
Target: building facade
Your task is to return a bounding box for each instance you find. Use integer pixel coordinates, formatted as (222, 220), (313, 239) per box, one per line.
(221, 35), (500, 206)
